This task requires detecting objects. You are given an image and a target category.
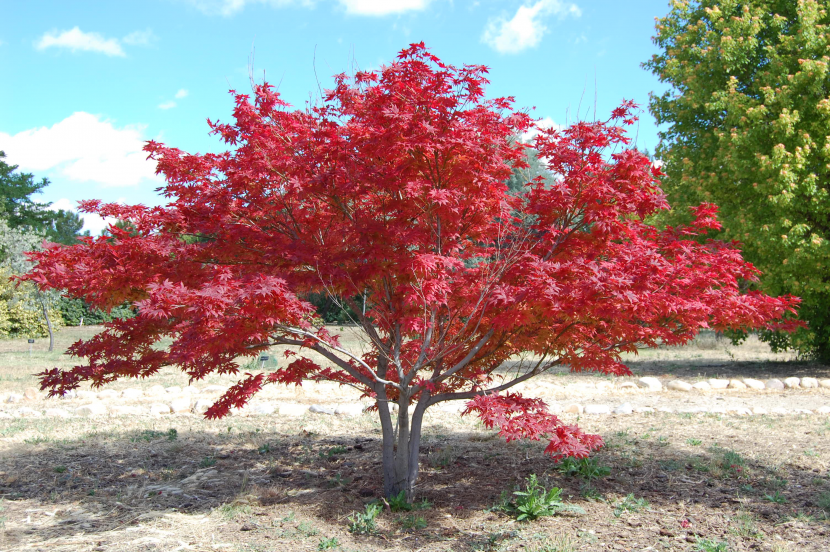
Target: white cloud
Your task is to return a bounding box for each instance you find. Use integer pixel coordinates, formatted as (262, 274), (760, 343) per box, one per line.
(47, 198), (116, 236)
(482, 1), (581, 54)
(521, 116), (562, 142)
(185, 0), (304, 16)
(122, 28), (157, 46)
(0, 112), (159, 188)
(158, 101), (178, 110)
(35, 27), (157, 57)
(185, 0), (428, 16)
(339, 0), (431, 16)
(36, 27), (126, 57)
(175, 89), (189, 99)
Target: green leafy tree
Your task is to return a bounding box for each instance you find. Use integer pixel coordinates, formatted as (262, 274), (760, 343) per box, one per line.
(0, 151), (88, 245)
(0, 219), (62, 346)
(646, 0), (830, 360)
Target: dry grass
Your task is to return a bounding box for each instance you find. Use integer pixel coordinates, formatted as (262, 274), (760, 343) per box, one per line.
(0, 327), (828, 551)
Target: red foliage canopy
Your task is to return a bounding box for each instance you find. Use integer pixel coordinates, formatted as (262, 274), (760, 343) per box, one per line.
(24, 44), (799, 461)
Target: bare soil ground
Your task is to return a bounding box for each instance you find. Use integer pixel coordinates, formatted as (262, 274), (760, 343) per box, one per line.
(0, 328), (829, 552)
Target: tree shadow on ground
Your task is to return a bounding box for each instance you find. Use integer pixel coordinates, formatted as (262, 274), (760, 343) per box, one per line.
(1, 415), (829, 550)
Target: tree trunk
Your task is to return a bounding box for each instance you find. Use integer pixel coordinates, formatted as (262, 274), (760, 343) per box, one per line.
(38, 294), (54, 352)
(377, 390), (431, 502)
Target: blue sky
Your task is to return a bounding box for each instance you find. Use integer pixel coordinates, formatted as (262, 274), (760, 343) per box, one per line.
(1, 0), (672, 234)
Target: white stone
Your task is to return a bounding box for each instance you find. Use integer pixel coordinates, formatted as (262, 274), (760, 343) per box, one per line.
(636, 377), (663, 391)
(192, 398), (213, 414)
(709, 407), (727, 414)
(656, 407), (673, 413)
(612, 403), (633, 415)
(278, 403), (308, 417)
(0, 412), (14, 419)
(751, 407), (768, 415)
(765, 379), (785, 390)
(6, 393), (23, 403)
(730, 407), (752, 416)
(335, 403), (364, 417)
(44, 408), (71, 418)
(437, 402), (465, 413)
(770, 407), (788, 415)
(149, 403), (172, 416)
(169, 397), (192, 413)
(147, 385), (166, 397)
(708, 379), (730, 389)
(692, 381), (711, 391)
(77, 390), (97, 400)
(165, 386), (182, 396)
(815, 406), (830, 414)
(633, 406), (655, 413)
(97, 390), (118, 400)
(667, 380), (693, 391)
(728, 379), (747, 390)
(819, 379), (830, 389)
(742, 378), (765, 390)
(596, 381), (613, 392)
(309, 404), (336, 415)
(183, 386), (200, 395)
(201, 385), (226, 394)
(60, 390), (77, 400)
(584, 404), (611, 415)
(121, 388), (143, 400)
(616, 382), (639, 390)
(230, 405), (252, 417)
(16, 407), (42, 417)
(800, 377), (819, 388)
(23, 388), (39, 401)
(252, 403), (276, 415)
(794, 408), (814, 414)
(564, 403), (583, 414)
(784, 377), (801, 389)
(75, 403), (107, 417)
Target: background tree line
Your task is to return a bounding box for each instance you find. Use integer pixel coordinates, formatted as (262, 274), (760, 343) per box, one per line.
(0, 151), (134, 345)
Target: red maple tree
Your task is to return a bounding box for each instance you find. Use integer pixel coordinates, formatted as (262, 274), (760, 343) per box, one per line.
(25, 44), (799, 500)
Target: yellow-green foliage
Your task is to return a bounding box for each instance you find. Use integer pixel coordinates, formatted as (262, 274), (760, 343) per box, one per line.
(0, 269), (62, 338)
(646, 0), (830, 360)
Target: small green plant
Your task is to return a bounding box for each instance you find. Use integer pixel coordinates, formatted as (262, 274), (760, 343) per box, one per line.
(217, 502), (252, 519)
(53, 465), (68, 473)
(555, 456), (611, 481)
(319, 446), (347, 459)
(613, 494), (649, 517)
(166, 428), (178, 441)
(200, 456), (217, 468)
(326, 474), (352, 488)
(730, 510), (762, 539)
(817, 491), (830, 513)
(298, 521), (319, 536)
(396, 514), (427, 531)
(764, 491), (787, 504)
(687, 438), (702, 446)
(258, 443), (271, 454)
(503, 474), (584, 522)
(348, 503), (381, 535)
(317, 537), (340, 550)
(387, 490), (411, 512)
(694, 538), (729, 552)
(580, 484), (602, 501)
